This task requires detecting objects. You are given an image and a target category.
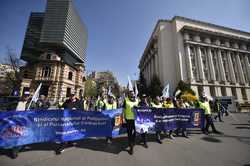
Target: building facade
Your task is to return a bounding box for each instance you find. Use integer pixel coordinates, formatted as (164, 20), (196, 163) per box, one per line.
(20, 0), (87, 103)
(139, 16), (250, 104)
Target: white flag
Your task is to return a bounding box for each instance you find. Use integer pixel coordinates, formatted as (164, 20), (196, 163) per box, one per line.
(127, 75), (133, 91)
(107, 86), (113, 96)
(27, 83), (42, 110)
(134, 81), (139, 97)
(162, 84), (169, 98)
(175, 89), (181, 97)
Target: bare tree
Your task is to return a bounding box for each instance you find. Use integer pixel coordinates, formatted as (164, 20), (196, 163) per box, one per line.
(1, 47), (24, 95)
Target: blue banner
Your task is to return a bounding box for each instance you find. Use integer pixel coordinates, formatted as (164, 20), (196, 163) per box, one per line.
(0, 109), (114, 148)
(135, 107), (205, 133)
(0, 108), (205, 148)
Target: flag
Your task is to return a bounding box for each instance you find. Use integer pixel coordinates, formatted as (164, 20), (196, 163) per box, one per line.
(27, 83), (42, 110)
(162, 84), (169, 98)
(127, 75), (133, 91)
(107, 86), (113, 96)
(134, 81), (139, 97)
(175, 90), (181, 97)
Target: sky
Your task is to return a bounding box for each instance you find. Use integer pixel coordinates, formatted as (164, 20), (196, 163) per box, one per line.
(0, 0), (249, 85)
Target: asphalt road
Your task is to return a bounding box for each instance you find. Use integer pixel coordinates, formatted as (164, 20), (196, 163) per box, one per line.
(0, 113), (250, 166)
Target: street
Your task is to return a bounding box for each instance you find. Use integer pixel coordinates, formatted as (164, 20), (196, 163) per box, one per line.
(0, 113), (250, 166)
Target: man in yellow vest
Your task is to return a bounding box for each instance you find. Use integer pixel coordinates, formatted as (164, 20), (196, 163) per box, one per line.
(104, 94), (117, 144)
(162, 97), (176, 140)
(162, 97), (175, 108)
(95, 95), (105, 111)
(123, 90), (138, 155)
(200, 96), (222, 135)
(151, 96), (163, 144)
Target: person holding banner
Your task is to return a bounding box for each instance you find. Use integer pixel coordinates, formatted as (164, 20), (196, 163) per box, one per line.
(162, 97), (175, 140)
(95, 95), (105, 111)
(175, 99), (189, 138)
(36, 95), (50, 109)
(56, 93), (81, 154)
(16, 92), (30, 111)
(151, 96), (163, 144)
(62, 93), (81, 110)
(10, 92), (31, 158)
(138, 94), (149, 148)
(123, 90), (138, 155)
(104, 94), (117, 144)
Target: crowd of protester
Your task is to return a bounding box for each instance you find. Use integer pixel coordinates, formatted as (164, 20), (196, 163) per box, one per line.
(7, 90), (228, 158)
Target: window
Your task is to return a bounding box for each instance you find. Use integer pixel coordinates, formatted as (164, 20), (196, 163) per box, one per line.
(66, 88), (71, 97)
(241, 88), (247, 100)
(23, 70), (28, 78)
(47, 53), (51, 60)
(40, 85), (49, 96)
(221, 51), (230, 82)
(211, 49), (219, 80)
(198, 86), (204, 97)
(210, 87), (216, 97)
(190, 46), (198, 80)
(200, 36), (205, 43)
(42, 66), (51, 77)
(189, 35), (193, 41)
(231, 88), (237, 99)
(201, 48), (208, 80)
(68, 72), (73, 80)
(231, 53), (239, 82)
(221, 87), (226, 96)
(239, 54), (248, 83)
(220, 40), (225, 47)
(79, 89), (83, 98)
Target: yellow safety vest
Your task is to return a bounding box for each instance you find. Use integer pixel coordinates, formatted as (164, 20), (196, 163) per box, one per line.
(163, 102), (174, 108)
(95, 99), (105, 109)
(199, 101), (211, 115)
(105, 101), (117, 110)
(151, 102), (163, 108)
(124, 98), (138, 120)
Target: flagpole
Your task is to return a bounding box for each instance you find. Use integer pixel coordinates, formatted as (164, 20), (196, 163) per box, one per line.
(27, 83), (42, 110)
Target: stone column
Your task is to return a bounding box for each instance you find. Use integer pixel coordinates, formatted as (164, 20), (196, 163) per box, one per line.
(196, 46), (205, 81)
(217, 50), (226, 82)
(147, 59), (150, 84)
(151, 56), (154, 77)
(154, 54), (158, 76)
(207, 47), (216, 82)
(184, 44), (193, 82)
(149, 57), (152, 81)
(146, 61), (149, 84)
(227, 51), (236, 83)
(244, 55), (250, 83)
(236, 53), (245, 84)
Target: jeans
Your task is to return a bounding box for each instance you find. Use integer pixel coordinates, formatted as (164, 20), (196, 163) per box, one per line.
(125, 119), (136, 147)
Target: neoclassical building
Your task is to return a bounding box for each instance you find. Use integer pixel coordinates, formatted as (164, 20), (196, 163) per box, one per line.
(139, 16), (250, 104)
(20, 0), (87, 103)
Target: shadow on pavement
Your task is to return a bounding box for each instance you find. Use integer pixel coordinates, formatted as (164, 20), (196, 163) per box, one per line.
(201, 136), (222, 143)
(231, 123), (250, 126)
(75, 137), (129, 154)
(208, 134), (250, 145)
(0, 148), (13, 158)
(235, 126), (250, 130)
(0, 142), (58, 158)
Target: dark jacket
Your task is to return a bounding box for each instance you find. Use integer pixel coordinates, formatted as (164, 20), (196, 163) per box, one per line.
(62, 98), (81, 110)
